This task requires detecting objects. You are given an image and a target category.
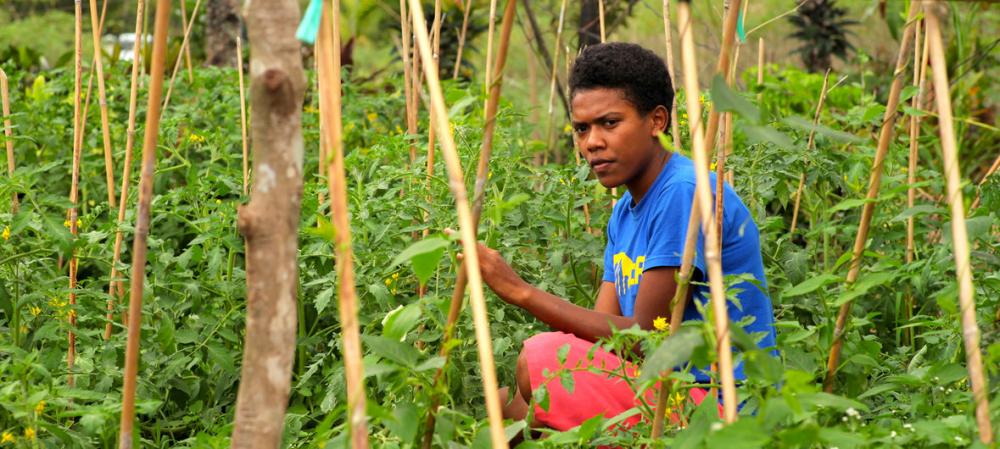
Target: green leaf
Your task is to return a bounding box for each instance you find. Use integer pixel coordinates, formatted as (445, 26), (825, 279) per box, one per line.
(389, 236), (450, 287)
(743, 124), (794, 148)
(382, 303), (421, 341)
(705, 419), (772, 449)
(781, 116), (864, 143)
(891, 204), (943, 222)
(828, 197), (875, 213)
(710, 74), (761, 123)
(386, 401), (418, 443)
(362, 334), (420, 367)
(639, 326), (704, 383)
(314, 286), (334, 315)
(783, 274), (841, 297)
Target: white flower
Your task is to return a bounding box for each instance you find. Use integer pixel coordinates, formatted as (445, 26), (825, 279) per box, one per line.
(903, 423), (915, 431)
(710, 422), (723, 432)
(845, 407), (860, 418)
(890, 431), (897, 438)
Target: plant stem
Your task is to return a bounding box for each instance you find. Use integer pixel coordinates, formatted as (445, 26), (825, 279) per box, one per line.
(452, 0), (473, 80)
(789, 69), (832, 236)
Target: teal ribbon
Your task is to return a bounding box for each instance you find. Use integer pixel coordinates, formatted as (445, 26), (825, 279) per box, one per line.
(736, 8), (746, 43)
(296, 0), (323, 45)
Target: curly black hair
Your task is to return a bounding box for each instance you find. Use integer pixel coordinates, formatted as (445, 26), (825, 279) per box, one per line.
(569, 42), (674, 128)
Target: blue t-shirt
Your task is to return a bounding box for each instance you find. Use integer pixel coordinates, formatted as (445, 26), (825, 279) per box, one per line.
(602, 153), (777, 382)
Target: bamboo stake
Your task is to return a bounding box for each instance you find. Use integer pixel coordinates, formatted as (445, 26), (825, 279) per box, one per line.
(925, 8), (993, 443)
(88, 0), (117, 211)
(68, 0), (85, 388)
(104, 0), (146, 340)
(789, 69), (831, 235)
(237, 36), (249, 196)
(544, 0), (568, 156)
(701, 0), (741, 164)
(420, 0), (443, 243)
(160, 0), (203, 111)
(179, 0), (194, 83)
(677, 0), (737, 423)
(904, 17), (929, 346)
(0, 68), (15, 213)
(318, 1), (369, 446)
(422, 2), (517, 447)
(598, 0), (606, 42)
(118, 0), (170, 445)
(715, 111), (730, 247)
(824, 3), (918, 393)
(400, 0), (417, 164)
(452, 0), (473, 79)
(662, 0), (681, 152)
(483, 0), (498, 101)
(408, 0), (508, 446)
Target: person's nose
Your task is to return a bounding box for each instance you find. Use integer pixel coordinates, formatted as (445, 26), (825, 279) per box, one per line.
(580, 127), (606, 154)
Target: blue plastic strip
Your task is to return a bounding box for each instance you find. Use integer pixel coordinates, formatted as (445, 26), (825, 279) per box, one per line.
(296, 0), (324, 45)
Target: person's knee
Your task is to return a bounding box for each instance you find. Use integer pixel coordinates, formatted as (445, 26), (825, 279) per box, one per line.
(516, 348), (532, 404)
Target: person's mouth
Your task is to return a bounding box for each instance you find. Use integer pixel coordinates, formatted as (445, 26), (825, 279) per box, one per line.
(590, 158), (614, 174)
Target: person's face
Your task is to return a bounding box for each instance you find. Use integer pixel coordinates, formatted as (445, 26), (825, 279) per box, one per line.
(571, 88), (667, 189)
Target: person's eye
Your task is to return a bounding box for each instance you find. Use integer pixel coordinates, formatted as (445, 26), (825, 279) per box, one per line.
(603, 119), (619, 127)
(574, 125), (588, 134)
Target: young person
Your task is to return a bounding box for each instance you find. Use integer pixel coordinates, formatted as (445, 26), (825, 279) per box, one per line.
(465, 42), (777, 431)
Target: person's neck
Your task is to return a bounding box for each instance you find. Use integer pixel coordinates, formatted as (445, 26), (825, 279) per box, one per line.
(627, 149), (671, 205)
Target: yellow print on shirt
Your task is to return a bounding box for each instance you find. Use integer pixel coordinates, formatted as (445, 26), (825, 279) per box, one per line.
(613, 253), (645, 297)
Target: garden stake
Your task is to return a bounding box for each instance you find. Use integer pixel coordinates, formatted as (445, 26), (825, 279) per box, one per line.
(598, 0), (606, 41)
(661, 0), (681, 152)
(119, 0), (170, 445)
(544, 0), (567, 155)
(161, 0), (203, 112)
(756, 37), (764, 104)
(925, 7), (993, 444)
(230, 0), (308, 445)
(67, 0), (85, 389)
(904, 17), (929, 346)
(86, 0), (117, 211)
(105, 0), (146, 340)
(409, 0), (508, 446)
(452, 0), (473, 79)
(677, 0), (737, 423)
(0, 68), (15, 213)
(422, 2), (516, 447)
(179, 0), (194, 83)
(824, 3), (918, 393)
(317, 2), (369, 446)
(789, 69), (831, 236)
(483, 0), (498, 112)
(237, 35), (249, 196)
(701, 0), (741, 163)
(651, 198), (702, 437)
(400, 0), (417, 164)
(421, 0), (443, 244)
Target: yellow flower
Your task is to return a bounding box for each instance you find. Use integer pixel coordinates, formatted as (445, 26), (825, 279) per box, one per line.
(391, 288), (398, 295)
(384, 278), (392, 286)
(670, 391), (685, 406)
(392, 272), (399, 280)
(367, 112), (378, 123)
(710, 161), (717, 171)
(188, 133), (205, 144)
(2, 226), (9, 241)
(23, 428), (34, 441)
(563, 123), (573, 134)
(63, 219), (82, 229)
(653, 316), (668, 331)
(395, 125), (403, 134)
(215, 199), (222, 204)
(29, 306), (41, 317)
(34, 400), (45, 414)
(1, 431), (14, 443)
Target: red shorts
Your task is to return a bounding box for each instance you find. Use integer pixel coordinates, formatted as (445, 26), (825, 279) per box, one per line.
(523, 331), (718, 431)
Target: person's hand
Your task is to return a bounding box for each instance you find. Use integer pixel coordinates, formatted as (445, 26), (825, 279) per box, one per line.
(446, 229), (531, 308)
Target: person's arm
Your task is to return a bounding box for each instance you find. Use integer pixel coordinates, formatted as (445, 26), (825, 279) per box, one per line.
(465, 242), (688, 343)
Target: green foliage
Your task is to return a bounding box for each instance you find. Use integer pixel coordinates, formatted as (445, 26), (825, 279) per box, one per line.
(788, 0), (858, 72)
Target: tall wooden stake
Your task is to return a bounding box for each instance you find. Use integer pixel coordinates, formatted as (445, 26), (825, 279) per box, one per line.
(789, 69), (831, 235)
(701, 0), (741, 162)
(677, 0), (737, 423)
(317, 1), (369, 446)
(452, 0), (473, 79)
(544, 0), (568, 157)
(88, 0), (117, 210)
(598, 0), (606, 42)
(237, 35), (249, 196)
(118, 0), (170, 445)
(824, 3), (918, 393)
(68, 0), (85, 390)
(662, 0), (681, 152)
(105, 0), (146, 340)
(161, 0), (203, 111)
(904, 17), (929, 346)
(409, 0), (508, 446)
(179, 0), (195, 83)
(0, 68), (15, 213)
(925, 6), (993, 444)
(400, 0), (417, 165)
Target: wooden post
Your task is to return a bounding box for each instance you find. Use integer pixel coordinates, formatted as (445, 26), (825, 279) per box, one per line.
(904, 17), (929, 346)
(701, 0), (741, 162)
(229, 0), (307, 446)
(661, 0), (681, 152)
(483, 0), (498, 108)
(400, 0), (417, 165)
(161, 0), (203, 111)
(105, 0), (146, 340)
(179, 0), (195, 82)
(421, 2), (517, 447)
(544, 0), (568, 156)
(925, 6), (993, 444)
(118, 0), (170, 445)
(789, 69), (831, 235)
(0, 68), (16, 213)
(68, 0), (85, 390)
(824, 2), (918, 393)
(316, 1), (369, 447)
(452, 0), (473, 79)
(408, 0), (509, 446)
(677, 0), (737, 423)
(237, 35), (249, 196)
(88, 0), (117, 211)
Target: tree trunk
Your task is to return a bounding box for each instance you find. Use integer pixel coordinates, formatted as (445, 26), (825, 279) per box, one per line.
(578, 0), (600, 50)
(229, 0), (306, 447)
(205, 0), (241, 67)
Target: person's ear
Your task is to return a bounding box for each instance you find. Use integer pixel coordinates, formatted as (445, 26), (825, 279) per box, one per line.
(649, 105), (669, 137)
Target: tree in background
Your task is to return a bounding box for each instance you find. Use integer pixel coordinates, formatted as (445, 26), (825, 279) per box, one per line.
(204, 0), (240, 67)
(788, 0), (857, 72)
